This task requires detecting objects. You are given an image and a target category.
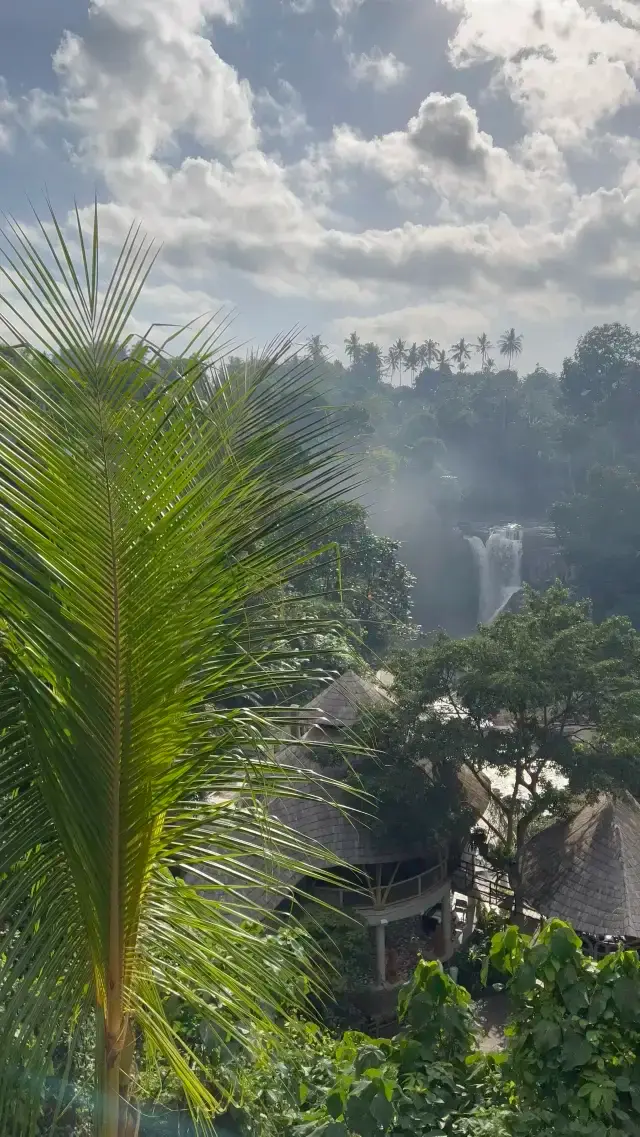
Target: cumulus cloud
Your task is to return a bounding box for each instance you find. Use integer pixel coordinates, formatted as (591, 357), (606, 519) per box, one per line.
(52, 0), (256, 173)
(8, 0), (640, 373)
(255, 80), (309, 141)
(438, 0), (640, 144)
(408, 92), (491, 171)
(347, 48), (408, 90)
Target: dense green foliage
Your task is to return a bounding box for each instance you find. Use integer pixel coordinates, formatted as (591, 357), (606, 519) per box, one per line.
(241, 921), (640, 1137)
(368, 586), (640, 910)
(286, 321), (640, 632)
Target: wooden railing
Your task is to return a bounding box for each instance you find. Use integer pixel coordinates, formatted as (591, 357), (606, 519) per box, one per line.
(314, 860), (448, 912)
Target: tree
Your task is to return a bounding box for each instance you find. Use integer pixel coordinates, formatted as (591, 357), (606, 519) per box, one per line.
(385, 344), (400, 384)
(344, 331), (362, 365)
(391, 338), (408, 386)
(296, 501), (415, 660)
(476, 332), (493, 368)
(449, 337), (472, 372)
(361, 341), (384, 381)
(406, 341), (420, 384)
(0, 209), (352, 1135)
(419, 338), (440, 368)
(306, 333), (327, 364)
(489, 920), (640, 1137)
(552, 465), (640, 624)
(499, 327), (524, 370)
(387, 585), (640, 917)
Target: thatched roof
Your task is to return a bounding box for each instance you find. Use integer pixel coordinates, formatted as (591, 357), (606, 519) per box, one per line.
(522, 793), (640, 937)
(189, 669), (492, 912)
(267, 670), (413, 868)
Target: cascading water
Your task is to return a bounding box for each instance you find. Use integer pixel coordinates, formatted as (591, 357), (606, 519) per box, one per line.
(465, 523), (523, 624)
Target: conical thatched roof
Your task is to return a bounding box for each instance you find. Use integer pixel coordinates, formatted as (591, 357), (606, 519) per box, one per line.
(522, 793), (640, 937)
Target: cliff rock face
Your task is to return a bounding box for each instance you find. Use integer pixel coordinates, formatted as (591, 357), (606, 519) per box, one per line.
(521, 526), (567, 590)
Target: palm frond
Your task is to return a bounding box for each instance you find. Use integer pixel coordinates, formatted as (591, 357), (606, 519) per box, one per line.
(0, 204), (360, 1133)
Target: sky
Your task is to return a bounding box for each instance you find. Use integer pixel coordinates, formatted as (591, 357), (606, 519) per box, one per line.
(1, 0), (640, 373)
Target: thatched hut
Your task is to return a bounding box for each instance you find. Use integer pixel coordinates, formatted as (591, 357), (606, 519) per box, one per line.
(522, 792), (640, 944)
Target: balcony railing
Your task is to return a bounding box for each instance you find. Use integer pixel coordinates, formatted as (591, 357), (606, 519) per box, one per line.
(313, 859), (448, 913)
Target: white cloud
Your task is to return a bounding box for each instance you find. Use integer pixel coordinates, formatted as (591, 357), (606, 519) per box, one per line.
(347, 48), (408, 90)
(0, 78), (17, 150)
(438, 0), (640, 144)
(8, 0), (640, 375)
(255, 80), (309, 141)
(52, 0), (256, 174)
(331, 0), (366, 17)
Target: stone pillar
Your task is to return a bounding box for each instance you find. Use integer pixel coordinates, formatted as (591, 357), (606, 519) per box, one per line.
(441, 884), (453, 960)
(375, 921), (387, 986)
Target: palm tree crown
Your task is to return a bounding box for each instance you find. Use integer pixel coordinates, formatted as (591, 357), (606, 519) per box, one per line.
(476, 333), (493, 367)
(449, 337), (472, 371)
(344, 330), (362, 365)
(0, 208), (350, 1135)
(419, 339), (440, 368)
(498, 327), (524, 370)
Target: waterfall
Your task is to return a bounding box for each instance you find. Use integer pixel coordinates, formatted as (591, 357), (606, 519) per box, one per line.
(466, 523), (523, 624)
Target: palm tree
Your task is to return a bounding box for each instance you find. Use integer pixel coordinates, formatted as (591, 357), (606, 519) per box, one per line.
(385, 344), (400, 383)
(498, 327), (523, 370)
(406, 342), (420, 384)
(435, 348), (449, 372)
(449, 337), (472, 372)
(484, 356), (496, 373)
(0, 208), (350, 1135)
(362, 341), (384, 381)
(476, 333), (493, 368)
(306, 333), (327, 364)
(419, 338), (440, 369)
(344, 331), (362, 365)
(389, 338), (407, 386)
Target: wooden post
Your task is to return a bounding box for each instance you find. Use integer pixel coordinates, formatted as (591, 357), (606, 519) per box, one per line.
(375, 922), (387, 986)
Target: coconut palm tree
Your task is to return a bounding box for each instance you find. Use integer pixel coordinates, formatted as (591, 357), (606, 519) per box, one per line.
(419, 338), (440, 368)
(344, 330), (362, 365)
(306, 333), (327, 364)
(385, 344), (401, 383)
(484, 357), (496, 373)
(449, 337), (472, 372)
(362, 341), (384, 380)
(406, 342), (420, 384)
(0, 208), (352, 1136)
(476, 333), (493, 368)
(498, 327), (523, 370)
(435, 348), (449, 372)
(391, 338), (408, 386)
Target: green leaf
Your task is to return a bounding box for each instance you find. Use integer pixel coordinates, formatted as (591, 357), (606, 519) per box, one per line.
(562, 984), (589, 1015)
(561, 1032), (594, 1070)
(370, 1092), (395, 1129)
(326, 1092), (344, 1120)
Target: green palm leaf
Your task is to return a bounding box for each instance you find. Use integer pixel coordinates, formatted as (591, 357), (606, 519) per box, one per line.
(0, 204), (358, 1135)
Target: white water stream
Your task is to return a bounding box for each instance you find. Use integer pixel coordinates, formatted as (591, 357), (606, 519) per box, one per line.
(466, 523), (523, 624)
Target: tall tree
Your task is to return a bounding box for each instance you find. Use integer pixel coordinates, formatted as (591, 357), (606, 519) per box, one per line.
(385, 344), (400, 384)
(499, 327), (524, 370)
(361, 341), (384, 382)
(306, 333), (327, 365)
(0, 209), (351, 1135)
(343, 331), (362, 366)
(406, 342), (421, 384)
(387, 585), (640, 918)
(391, 338), (408, 386)
(476, 332), (493, 368)
(449, 337), (472, 372)
(419, 338), (440, 368)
